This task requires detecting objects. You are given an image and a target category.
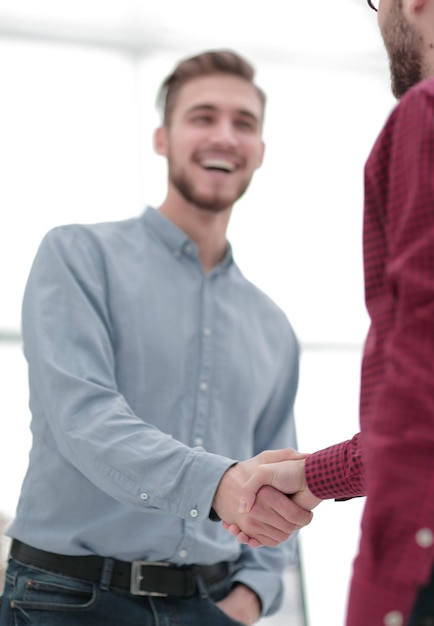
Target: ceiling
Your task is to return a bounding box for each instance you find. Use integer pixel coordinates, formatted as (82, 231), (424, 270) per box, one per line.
(0, 0), (385, 71)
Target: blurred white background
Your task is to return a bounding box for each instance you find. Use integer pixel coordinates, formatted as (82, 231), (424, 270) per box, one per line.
(0, 1), (396, 624)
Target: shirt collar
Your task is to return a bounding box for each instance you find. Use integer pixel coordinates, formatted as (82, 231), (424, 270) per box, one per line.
(142, 207), (234, 273)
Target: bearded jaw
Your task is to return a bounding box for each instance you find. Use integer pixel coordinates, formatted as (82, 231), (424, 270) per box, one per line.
(382, 0), (424, 98)
(168, 163), (254, 212)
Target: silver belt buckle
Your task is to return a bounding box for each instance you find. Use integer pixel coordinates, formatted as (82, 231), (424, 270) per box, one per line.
(130, 561), (170, 597)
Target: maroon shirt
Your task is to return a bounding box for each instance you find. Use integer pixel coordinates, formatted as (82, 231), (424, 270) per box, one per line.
(305, 77), (434, 626)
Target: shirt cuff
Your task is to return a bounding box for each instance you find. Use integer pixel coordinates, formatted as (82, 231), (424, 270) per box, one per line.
(305, 435), (365, 500)
(208, 508), (221, 522)
(176, 450), (235, 522)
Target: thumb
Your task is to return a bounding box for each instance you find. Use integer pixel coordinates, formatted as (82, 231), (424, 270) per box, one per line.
(239, 465), (274, 513)
(257, 448), (309, 465)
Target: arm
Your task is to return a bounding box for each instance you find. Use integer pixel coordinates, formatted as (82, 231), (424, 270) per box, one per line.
(304, 433), (365, 500)
(21, 227), (234, 522)
(237, 433), (365, 507)
(346, 87), (434, 626)
(22, 225), (310, 548)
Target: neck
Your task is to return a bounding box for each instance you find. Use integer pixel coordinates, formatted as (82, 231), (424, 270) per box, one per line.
(158, 191), (232, 274)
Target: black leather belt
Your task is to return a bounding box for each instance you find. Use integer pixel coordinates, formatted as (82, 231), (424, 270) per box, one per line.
(10, 540), (229, 597)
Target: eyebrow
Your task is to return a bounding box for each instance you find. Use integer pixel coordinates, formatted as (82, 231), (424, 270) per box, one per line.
(185, 104), (260, 124)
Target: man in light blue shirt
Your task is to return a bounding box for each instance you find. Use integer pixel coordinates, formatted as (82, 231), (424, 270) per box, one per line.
(0, 49), (310, 626)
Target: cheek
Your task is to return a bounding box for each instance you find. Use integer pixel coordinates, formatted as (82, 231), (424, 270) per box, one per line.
(173, 132), (204, 159)
(247, 142), (264, 169)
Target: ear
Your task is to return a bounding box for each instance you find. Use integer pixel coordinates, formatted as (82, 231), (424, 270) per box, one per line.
(154, 126), (168, 157)
(255, 140), (265, 169)
(407, 0), (427, 13)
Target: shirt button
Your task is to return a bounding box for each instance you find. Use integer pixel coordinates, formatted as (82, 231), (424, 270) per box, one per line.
(140, 492), (148, 501)
(190, 509), (198, 518)
(179, 549), (188, 558)
(199, 382), (208, 392)
(184, 243), (193, 254)
(384, 611), (403, 626)
(203, 327), (212, 337)
(194, 437), (203, 446)
(415, 528), (434, 548)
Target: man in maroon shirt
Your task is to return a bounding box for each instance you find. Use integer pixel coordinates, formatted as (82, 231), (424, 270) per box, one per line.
(224, 0), (434, 624)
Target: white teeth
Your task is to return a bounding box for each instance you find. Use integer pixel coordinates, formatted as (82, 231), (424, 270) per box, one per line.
(201, 159), (236, 172)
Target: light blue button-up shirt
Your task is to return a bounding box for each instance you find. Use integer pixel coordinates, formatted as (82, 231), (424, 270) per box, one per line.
(9, 207), (300, 615)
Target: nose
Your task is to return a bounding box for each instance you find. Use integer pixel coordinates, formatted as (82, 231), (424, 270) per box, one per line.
(209, 119), (238, 146)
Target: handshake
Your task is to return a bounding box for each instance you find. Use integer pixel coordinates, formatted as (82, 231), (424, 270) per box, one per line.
(212, 449), (322, 548)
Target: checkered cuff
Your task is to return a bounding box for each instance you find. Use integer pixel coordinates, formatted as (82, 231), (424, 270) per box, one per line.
(305, 435), (365, 500)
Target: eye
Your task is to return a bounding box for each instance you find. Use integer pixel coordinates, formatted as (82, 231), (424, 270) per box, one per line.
(192, 114), (213, 125)
(235, 119), (255, 131)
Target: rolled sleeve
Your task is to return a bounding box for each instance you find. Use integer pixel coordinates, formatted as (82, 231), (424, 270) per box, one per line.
(305, 434), (365, 500)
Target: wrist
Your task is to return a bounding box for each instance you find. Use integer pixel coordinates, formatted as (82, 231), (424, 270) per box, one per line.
(299, 458), (308, 491)
(230, 583), (262, 621)
(212, 462), (239, 519)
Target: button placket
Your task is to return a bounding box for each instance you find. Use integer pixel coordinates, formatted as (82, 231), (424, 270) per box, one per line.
(192, 279), (213, 448)
(415, 527), (434, 548)
(383, 610), (403, 626)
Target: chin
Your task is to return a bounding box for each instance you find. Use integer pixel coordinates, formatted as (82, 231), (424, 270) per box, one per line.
(194, 200), (233, 213)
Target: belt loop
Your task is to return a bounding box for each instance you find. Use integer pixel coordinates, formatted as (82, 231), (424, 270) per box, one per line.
(99, 557), (115, 591)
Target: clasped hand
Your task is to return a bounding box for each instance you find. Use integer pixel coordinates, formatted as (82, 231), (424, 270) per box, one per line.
(213, 448), (321, 548)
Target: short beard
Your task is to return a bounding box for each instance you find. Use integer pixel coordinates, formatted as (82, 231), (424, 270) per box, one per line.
(383, 0), (424, 98)
(170, 169), (251, 213)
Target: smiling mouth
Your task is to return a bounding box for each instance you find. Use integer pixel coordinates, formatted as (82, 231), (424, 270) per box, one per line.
(200, 158), (237, 173)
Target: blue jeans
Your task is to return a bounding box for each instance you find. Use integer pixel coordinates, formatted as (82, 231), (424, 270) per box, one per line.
(0, 559), (246, 626)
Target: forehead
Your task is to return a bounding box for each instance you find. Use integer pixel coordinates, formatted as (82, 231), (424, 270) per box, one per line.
(172, 74), (264, 121)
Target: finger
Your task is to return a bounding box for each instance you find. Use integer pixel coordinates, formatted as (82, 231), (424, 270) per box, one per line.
(224, 523), (242, 536)
(220, 520), (257, 544)
(259, 486), (314, 527)
(257, 448), (309, 465)
(247, 537), (263, 548)
(238, 517), (296, 545)
(232, 513), (304, 547)
(244, 528), (290, 547)
(240, 487), (313, 542)
(227, 512), (296, 545)
(241, 519), (299, 543)
(234, 531), (253, 544)
(239, 465), (276, 513)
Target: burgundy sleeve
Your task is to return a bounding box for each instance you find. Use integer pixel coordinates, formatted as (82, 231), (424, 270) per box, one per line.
(304, 433), (365, 500)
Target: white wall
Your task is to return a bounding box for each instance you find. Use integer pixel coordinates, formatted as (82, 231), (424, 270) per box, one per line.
(0, 8), (396, 623)
(0, 39), (143, 329)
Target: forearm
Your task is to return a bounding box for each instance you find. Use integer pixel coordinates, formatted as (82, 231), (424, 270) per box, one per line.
(22, 228), (238, 520)
(305, 434), (365, 500)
